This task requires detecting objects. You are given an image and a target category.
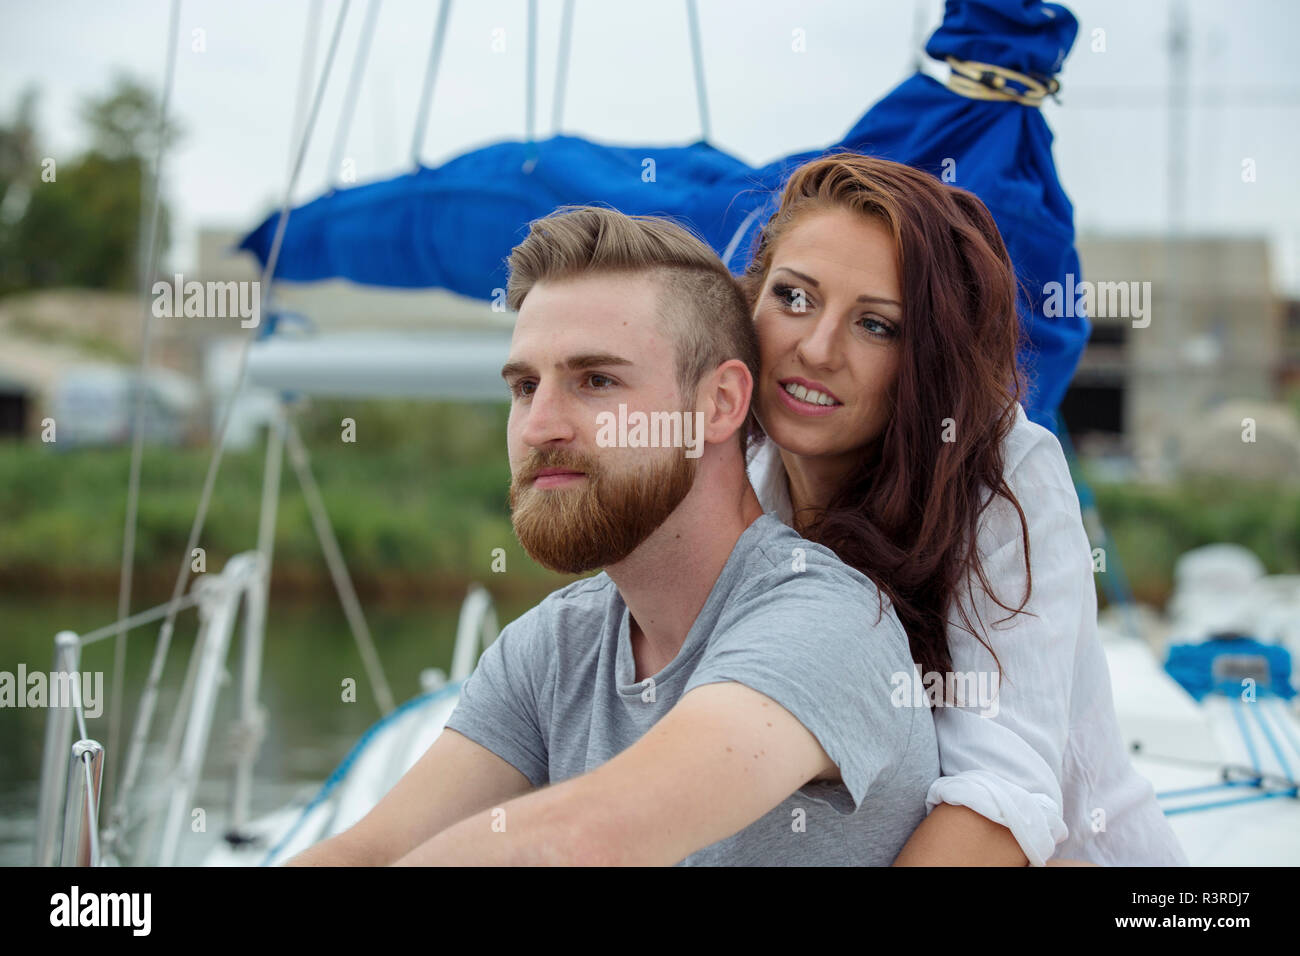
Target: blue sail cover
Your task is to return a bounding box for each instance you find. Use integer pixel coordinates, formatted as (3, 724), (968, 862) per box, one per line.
(240, 0), (1086, 428)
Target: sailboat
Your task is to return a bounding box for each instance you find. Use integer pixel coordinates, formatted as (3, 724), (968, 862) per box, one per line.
(32, 0), (1298, 868)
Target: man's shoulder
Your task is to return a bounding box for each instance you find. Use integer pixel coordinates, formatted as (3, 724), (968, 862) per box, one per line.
(717, 515), (910, 664)
(740, 514), (889, 612)
(501, 573), (618, 647)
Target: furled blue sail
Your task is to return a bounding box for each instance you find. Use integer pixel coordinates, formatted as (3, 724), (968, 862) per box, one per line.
(240, 0), (1086, 428)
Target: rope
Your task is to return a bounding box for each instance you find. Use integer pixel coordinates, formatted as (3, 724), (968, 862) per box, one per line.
(107, 0), (182, 832)
(107, 0), (354, 849)
(551, 0), (574, 132)
(721, 206), (763, 271)
(79, 593), (201, 648)
(1163, 789), (1296, 816)
(410, 0), (453, 167)
(327, 0), (382, 189)
(684, 0), (711, 141)
(288, 0), (324, 183)
(1250, 696), (1297, 782)
(258, 683), (463, 866)
(944, 57), (1060, 107)
(1267, 697), (1300, 759)
(284, 418), (396, 714)
(1229, 694), (1264, 777)
(525, 0), (537, 145)
(1158, 780), (1254, 799)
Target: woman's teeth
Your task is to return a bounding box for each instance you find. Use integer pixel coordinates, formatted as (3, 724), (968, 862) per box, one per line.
(784, 382), (839, 406)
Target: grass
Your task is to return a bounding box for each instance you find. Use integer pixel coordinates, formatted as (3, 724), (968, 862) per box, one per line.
(2, 397), (1298, 609)
(0, 398), (578, 605)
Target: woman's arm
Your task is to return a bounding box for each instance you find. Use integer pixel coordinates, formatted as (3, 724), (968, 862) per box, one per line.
(892, 803), (1099, 865)
(901, 421), (1092, 865)
(892, 802), (1028, 866)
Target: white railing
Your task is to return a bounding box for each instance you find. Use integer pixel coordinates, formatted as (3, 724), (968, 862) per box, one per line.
(35, 551), (267, 867)
(35, 553), (502, 867)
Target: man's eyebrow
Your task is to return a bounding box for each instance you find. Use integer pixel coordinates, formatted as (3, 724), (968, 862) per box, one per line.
(772, 266), (901, 308)
(500, 352), (635, 379)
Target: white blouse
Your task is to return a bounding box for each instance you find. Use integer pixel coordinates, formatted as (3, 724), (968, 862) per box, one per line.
(746, 404), (1188, 865)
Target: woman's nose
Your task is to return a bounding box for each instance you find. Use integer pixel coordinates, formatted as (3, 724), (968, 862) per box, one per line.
(796, 310), (842, 370)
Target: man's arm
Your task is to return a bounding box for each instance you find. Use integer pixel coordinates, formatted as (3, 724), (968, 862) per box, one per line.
(392, 680), (837, 866)
(285, 728), (535, 866)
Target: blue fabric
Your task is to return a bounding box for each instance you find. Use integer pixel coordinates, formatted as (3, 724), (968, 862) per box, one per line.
(1165, 637), (1297, 702)
(240, 0), (1087, 428)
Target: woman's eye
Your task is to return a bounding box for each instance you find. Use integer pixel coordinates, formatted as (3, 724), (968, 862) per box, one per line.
(772, 283), (810, 312)
(859, 316), (897, 338)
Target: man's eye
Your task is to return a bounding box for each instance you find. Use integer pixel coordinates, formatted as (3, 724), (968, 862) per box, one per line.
(510, 380), (536, 398)
(587, 373), (615, 389)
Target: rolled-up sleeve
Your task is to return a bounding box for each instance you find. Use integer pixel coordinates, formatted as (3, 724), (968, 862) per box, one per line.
(927, 430), (1089, 865)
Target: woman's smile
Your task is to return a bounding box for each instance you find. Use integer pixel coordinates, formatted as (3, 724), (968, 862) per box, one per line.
(774, 376), (844, 417)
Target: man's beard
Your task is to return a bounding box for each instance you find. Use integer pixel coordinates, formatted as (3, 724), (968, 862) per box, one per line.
(508, 446), (698, 574)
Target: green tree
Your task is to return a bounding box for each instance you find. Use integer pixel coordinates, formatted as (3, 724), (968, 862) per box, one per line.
(0, 86), (38, 212)
(0, 86), (39, 292)
(13, 152), (147, 290)
(78, 73), (182, 162)
(0, 74), (182, 294)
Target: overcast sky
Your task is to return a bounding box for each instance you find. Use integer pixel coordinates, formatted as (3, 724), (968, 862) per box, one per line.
(2, 0), (1298, 292)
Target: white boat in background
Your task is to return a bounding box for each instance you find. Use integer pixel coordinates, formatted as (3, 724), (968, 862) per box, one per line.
(217, 552), (1300, 868)
(1103, 544), (1300, 866)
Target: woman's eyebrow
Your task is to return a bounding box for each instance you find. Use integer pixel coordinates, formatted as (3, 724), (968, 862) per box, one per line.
(772, 266), (901, 308)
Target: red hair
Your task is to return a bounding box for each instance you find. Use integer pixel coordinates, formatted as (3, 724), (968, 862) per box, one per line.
(741, 152), (1031, 680)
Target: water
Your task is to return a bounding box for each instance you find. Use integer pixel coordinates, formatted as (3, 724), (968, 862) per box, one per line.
(0, 589), (542, 866)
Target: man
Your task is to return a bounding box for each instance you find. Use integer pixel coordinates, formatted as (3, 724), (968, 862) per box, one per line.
(289, 205), (938, 866)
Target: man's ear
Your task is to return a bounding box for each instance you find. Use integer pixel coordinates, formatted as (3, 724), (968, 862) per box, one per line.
(699, 359), (754, 446)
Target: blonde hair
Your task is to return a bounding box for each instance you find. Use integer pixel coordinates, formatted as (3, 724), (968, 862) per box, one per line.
(506, 205), (759, 410)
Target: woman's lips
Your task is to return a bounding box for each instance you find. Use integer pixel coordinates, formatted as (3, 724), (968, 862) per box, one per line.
(774, 381), (842, 417)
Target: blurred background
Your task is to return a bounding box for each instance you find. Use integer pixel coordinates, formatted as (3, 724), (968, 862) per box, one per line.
(1, 0), (1298, 866)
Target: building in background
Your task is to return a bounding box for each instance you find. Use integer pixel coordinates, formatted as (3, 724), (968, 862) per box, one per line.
(1060, 235), (1294, 480)
(0, 291), (202, 443)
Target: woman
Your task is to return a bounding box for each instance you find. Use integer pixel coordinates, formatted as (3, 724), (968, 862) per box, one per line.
(738, 152), (1186, 865)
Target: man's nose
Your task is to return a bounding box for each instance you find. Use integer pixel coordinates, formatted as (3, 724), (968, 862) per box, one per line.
(518, 380), (577, 447)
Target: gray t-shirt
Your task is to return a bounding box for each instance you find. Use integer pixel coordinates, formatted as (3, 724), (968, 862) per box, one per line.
(443, 512), (939, 865)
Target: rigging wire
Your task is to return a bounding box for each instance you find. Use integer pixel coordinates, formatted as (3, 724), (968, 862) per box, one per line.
(106, 0), (182, 829)
(327, 0), (382, 190)
(410, 0), (453, 167)
(105, 0), (357, 853)
(526, 0), (537, 146)
(551, 0), (574, 133)
(684, 0), (711, 142)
